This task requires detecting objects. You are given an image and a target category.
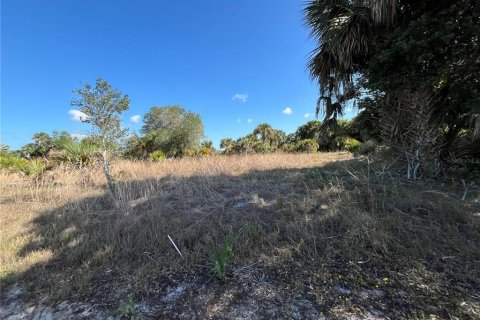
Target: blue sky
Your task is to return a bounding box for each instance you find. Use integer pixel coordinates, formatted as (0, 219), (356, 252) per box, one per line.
(1, 0), (356, 149)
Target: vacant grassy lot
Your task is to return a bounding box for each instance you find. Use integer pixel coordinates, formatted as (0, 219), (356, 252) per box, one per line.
(1, 152), (479, 319)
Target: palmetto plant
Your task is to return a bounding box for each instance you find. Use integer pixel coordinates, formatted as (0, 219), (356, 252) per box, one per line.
(18, 159), (48, 178)
(52, 140), (99, 168)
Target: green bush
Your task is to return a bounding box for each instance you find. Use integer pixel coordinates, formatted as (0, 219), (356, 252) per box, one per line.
(150, 150), (166, 162)
(281, 143), (297, 153)
(356, 140), (377, 155)
(296, 139), (319, 153)
(0, 156), (48, 178)
(0, 156), (29, 172)
(332, 136), (348, 150)
(345, 138), (361, 153)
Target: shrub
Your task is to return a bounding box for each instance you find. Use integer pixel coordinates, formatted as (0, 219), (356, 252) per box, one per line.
(0, 156), (29, 173)
(332, 136), (348, 150)
(296, 139), (319, 153)
(356, 140), (377, 155)
(150, 150), (166, 162)
(345, 138), (361, 153)
(281, 143), (297, 153)
(0, 156), (48, 177)
(253, 142), (271, 154)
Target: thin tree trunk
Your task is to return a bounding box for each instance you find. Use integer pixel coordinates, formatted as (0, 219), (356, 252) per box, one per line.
(102, 149), (116, 197)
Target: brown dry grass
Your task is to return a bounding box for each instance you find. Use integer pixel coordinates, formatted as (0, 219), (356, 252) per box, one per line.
(1, 152), (479, 318)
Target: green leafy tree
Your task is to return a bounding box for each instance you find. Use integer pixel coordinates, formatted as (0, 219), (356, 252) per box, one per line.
(52, 131), (76, 150)
(233, 134), (260, 155)
(71, 78), (130, 194)
(20, 132), (53, 158)
(138, 105), (204, 157)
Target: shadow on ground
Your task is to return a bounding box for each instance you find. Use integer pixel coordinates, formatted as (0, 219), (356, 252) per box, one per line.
(2, 159), (480, 319)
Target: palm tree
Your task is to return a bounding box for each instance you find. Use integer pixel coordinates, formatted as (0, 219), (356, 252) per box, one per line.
(254, 123), (275, 145)
(270, 130), (286, 148)
(304, 0), (397, 121)
(220, 138), (235, 155)
(305, 0), (480, 176)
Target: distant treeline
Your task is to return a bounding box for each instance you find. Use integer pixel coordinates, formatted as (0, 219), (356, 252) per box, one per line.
(0, 103), (380, 175)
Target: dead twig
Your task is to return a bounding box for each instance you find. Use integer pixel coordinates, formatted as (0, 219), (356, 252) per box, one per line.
(168, 234), (183, 258)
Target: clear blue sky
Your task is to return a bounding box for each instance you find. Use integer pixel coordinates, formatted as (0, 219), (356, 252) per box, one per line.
(1, 0), (356, 150)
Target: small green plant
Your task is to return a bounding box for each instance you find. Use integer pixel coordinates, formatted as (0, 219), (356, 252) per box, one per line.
(210, 238), (235, 280)
(149, 150), (165, 162)
(345, 137), (361, 153)
(355, 274), (368, 287)
(118, 293), (141, 319)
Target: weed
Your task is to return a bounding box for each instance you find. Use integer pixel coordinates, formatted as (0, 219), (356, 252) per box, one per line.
(118, 293), (141, 319)
(210, 237), (235, 280)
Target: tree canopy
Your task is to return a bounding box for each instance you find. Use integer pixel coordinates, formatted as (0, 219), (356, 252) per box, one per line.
(304, 0), (479, 175)
(72, 78), (130, 151)
(129, 105), (204, 158)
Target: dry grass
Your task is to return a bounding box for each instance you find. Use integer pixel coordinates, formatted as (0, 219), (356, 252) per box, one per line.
(1, 152), (479, 318)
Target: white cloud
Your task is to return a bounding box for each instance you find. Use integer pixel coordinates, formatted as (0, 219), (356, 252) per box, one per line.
(282, 107), (293, 115)
(232, 93), (249, 102)
(247, 118), (252, 123)
(304, 113), (314, 118)
(130, 115), (141, 124)
(71, 133), (87, 141)
(68, 109), (88, 122)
